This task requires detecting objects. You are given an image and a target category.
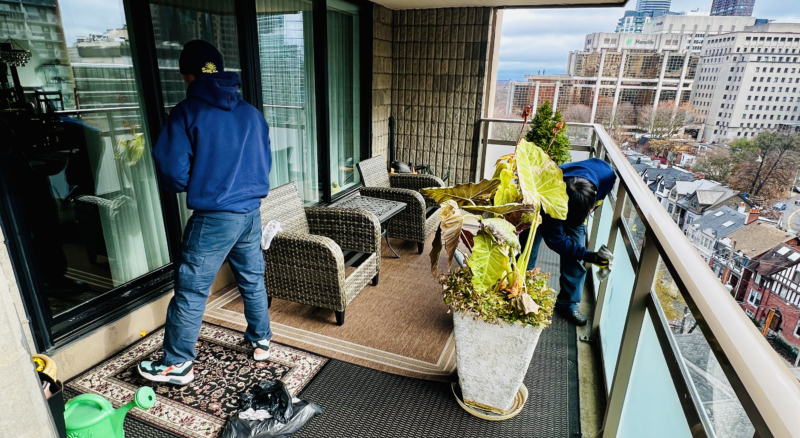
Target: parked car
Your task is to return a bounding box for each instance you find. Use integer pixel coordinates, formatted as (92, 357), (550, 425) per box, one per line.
(774, 202), (788, 211)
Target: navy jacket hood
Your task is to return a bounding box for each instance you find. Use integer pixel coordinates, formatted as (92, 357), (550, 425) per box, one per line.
(153, 71), (271, 213)
(186, 72), (242, 111)
(560, 158), (616, 201)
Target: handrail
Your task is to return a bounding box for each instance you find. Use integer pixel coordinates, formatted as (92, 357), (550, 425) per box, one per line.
(593, 123), (800, 437)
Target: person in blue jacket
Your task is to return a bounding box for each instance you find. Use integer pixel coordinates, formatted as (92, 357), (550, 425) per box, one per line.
(519, 158), (616, 326)
(138, 41), (273, 385)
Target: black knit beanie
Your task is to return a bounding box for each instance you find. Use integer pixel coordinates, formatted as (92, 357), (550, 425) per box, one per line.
(179, 40), (224, 76)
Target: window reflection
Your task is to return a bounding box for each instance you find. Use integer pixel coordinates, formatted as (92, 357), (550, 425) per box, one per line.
(257, 0), (319, 204)
(0, 0), (170, 318)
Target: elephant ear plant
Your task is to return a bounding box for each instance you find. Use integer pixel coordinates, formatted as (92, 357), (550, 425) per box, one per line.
(422, 138), (569, 328)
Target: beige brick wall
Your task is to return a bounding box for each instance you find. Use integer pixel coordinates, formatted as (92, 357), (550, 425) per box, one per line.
(0, 227), (36, 352)
(372, 4), (393, 165)
(390, 8), (492, 184)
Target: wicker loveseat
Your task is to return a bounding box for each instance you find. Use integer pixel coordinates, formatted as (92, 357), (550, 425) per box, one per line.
(260, 183), (381, 326)
(356, 156), (444, 254)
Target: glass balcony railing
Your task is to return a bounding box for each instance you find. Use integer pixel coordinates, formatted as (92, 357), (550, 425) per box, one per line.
(477, 119), (800, 438)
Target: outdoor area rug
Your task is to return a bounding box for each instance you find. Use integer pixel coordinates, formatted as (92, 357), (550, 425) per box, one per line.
(64, 323), (327, 438)
(204, 234), (458, 381)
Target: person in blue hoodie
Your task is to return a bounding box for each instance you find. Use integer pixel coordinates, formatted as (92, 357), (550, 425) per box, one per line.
(138, 41), (273, 385)
(519, 158), (616, 326)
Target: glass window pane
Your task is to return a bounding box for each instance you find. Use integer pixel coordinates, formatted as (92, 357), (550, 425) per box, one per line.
(257, 0), (319, 204)
(653, 259), (756, 437)
(150, 0), (242, 227)
(0, 0), (170, 317)
(600, 209), (637, 387)
(618, 312), (694, 438)
(622, 194), (646, 256)
(327, 0), (360, 195)
(590, 194), (615, 298)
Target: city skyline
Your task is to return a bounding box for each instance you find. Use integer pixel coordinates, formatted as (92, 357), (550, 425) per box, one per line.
(498, 0), (800, 81)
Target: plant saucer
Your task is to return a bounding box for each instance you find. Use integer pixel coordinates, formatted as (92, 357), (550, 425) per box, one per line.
(450, 382), (528, 421)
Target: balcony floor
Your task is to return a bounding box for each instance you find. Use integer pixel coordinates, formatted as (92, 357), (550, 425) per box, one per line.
(65, 246), (579, 438)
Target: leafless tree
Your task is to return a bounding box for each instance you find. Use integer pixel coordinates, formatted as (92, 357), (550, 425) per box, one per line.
(727, 132), (800, 201)
(561, 104), (592, 123)
(638, 100), (695, 138)
(692, 147), (736, 183)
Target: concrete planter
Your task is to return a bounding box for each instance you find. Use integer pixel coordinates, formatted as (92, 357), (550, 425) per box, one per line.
(452, 310), (543, 414)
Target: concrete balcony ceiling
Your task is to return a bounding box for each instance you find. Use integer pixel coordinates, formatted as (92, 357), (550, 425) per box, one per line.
(374, 0), (628, 9)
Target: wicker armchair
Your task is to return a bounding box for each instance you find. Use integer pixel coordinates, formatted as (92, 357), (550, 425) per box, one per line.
(260, 183), (381, 326)
(356, 156), (444, 254)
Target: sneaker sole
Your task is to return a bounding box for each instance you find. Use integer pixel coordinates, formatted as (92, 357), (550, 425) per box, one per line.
(138, 366), (194, 385)
(253, 350), (270, 361)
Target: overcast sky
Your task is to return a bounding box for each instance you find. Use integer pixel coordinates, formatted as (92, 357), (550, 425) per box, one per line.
(498, 0), (800, 81)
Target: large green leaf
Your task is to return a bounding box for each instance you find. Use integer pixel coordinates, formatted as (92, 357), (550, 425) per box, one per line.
(460, 203), (536, 216)
(420, 179), (499, 207)
(481, 217), (520, 254)
(493, 168), (520, 206)
(468, 229), (511, 293)
(440, 200), (464, 270)
(515, 139), (569, 220)
(429, 227), (443, 278)
(491, 162), (509, 181)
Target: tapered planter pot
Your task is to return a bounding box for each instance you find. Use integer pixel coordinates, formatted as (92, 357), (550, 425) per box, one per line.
(452, 310), (543, 415)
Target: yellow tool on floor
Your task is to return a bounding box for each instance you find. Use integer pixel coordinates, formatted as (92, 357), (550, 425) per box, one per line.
(33, 354), (57, 381)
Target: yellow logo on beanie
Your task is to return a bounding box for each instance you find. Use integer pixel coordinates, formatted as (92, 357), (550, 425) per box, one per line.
(201, 62), (218, 74)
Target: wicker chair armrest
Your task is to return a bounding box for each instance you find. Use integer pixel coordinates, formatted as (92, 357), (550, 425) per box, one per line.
(263, 232), (344, 279)
(389, 174), (444, 210)
(305, 207), (381, 254)
(389, 173), (445, 191)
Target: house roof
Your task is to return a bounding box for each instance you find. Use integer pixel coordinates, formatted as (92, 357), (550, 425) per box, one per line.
(674, 179), (720, 196)
(691, 206), (747, 239)
(749, 242), (800, 276)
(696, 190), (725, 205)
(631, 163), (651, 174)
(726, 220), (795, 260)
(643, 167), (692, 183)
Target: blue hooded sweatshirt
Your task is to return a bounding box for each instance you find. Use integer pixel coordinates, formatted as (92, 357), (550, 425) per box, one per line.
(538, 158), (617, 261)
(153, 72), (272, 213)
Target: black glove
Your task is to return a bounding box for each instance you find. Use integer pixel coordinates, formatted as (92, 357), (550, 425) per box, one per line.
(585, 251), (611, 268)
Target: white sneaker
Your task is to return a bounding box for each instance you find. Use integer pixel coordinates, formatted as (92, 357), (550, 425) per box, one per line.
(252, 339), (271, 361)
(137, 359), (194, 385)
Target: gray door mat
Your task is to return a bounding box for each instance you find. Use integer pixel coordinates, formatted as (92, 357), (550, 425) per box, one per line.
(294, 315), (579, 438)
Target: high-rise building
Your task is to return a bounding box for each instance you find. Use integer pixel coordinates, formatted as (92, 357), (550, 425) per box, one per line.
(711, 0), (756, 17)
(690, 23), (800, 143)
(616, 10), (654, 34)
(636, 0), (671, 16)
(506, 15), (762, 132)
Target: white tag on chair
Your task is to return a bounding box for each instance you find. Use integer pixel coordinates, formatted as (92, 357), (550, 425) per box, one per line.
(261, 221), (283, 250)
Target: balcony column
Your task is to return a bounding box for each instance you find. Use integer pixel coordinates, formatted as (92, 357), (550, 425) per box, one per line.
(653, 53), (670, 115)
(675, 53), (691, 108)
(590, 51), (606, 124)
(611, 50), (627, 124)
(552, 81), (561, 112)
(532, 81), (540, 115)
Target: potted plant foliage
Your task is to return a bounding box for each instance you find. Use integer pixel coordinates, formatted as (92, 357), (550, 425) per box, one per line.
(421, 135), (569, 416)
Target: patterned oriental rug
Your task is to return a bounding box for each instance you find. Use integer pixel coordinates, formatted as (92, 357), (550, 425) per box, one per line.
(65, 323), (327, 438)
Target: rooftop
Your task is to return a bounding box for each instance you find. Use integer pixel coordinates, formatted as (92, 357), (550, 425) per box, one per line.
(749, 242), (800, 276)
(727, 220), (796, 259)
(691, 205), (747, 239)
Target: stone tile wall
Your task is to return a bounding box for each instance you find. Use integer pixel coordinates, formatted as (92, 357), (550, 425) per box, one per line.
(372, 4), (393, 164)
(389, 7), (492, 183)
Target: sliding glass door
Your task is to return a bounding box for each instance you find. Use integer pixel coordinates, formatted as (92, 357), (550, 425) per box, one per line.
(326, 0), (361, 194)
(256, 0), (319, 204)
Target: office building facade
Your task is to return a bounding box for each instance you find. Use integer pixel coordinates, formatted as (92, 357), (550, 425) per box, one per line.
(690, 23), (800, 143)
(636, 0), (671, 15)
(711, 0), (756, 17)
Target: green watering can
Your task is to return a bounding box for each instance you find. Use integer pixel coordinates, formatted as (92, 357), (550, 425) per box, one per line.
(64, 387), (156, 438)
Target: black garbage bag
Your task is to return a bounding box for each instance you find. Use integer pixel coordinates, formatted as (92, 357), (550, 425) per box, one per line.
(221, 380), (323, 438)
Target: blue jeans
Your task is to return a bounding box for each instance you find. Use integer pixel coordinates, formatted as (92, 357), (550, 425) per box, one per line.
(520, 224), (587, 313)
(162, 209), (272, 365)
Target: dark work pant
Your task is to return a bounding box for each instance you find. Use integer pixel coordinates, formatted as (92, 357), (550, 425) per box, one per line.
(520, 223), (587, 313)
(162, 209), (271, 365)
